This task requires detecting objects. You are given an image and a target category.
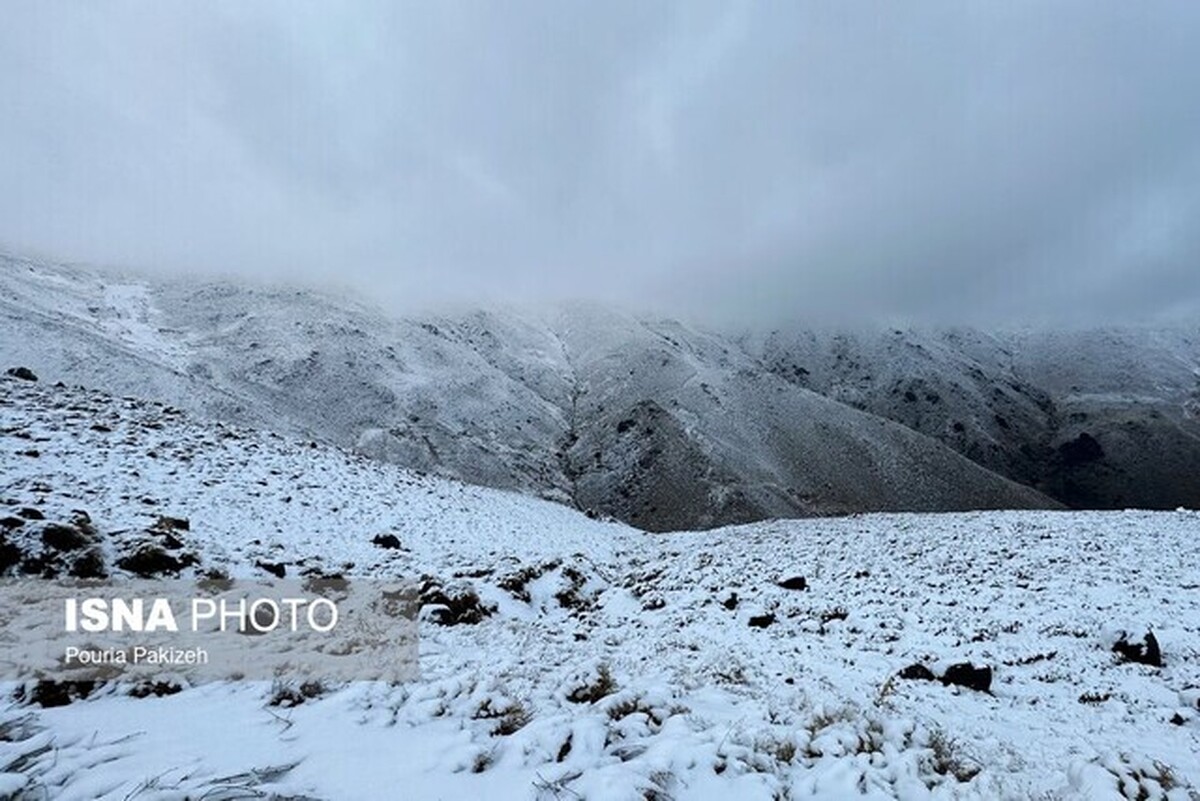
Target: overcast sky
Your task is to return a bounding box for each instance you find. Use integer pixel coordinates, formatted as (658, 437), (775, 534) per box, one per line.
(2, 2), (1199, 325)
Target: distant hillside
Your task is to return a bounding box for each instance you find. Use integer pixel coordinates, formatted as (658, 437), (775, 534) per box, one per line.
(743, 325), (1200, 511)
(11, 252), (1200, 527)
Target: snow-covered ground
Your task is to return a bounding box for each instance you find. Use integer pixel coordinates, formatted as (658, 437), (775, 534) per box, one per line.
(2, 374), (1199, 800)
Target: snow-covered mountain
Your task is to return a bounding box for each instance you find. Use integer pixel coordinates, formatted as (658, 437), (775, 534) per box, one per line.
(744, 325), (1200, 511)
(3, 251), (1198, 529)
(2, 373), (1198, 799)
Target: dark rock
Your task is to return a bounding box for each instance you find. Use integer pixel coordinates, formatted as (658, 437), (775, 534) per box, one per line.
(722, 592), (739, 610)
(152, 531), (185, 550)
(69, 510), (96, 536)
(898, 663), (937, 681)
(129, 681), (182, 699)
(117, 545), (197, 577)
(25, 680), (96, 708)
(940, 663), (993, 692)
(268, 680), (325, 707)
(41, 523), (91, 551)
(641, 594), (666, 611)
(299, 571), (347, 592)
(748, 613), (776, 629)
(6, 367), (38, 382)
(820, 608), (849, 625)
(372, 533), (402, 550)
(17, 508), (44, 521)
(20, 554), (57, 578)
(153, 515), (190, 531)
(777, 576), (807, 591)
(556, 735), (573, 762)
(0, 538), (22, 572)
(256, 560), (287, 578)
(70, 550), (108, 579)
(1112, 630), (1162, 667)
(0, 516), (24, 529)
(419, 578), (494, 625)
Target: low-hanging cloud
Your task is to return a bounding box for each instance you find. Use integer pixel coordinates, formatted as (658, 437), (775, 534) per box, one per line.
(2, 1), (1199, 326)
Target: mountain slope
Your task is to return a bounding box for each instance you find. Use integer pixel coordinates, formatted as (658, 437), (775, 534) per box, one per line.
(743, 324), (1200, 511)
(537, 306), (1052, 528)
(1, 374), (1198, 799)
(0, 254), (1059, 529)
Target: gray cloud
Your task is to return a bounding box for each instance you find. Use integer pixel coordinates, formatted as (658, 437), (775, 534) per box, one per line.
(2, 1), (1199, 325)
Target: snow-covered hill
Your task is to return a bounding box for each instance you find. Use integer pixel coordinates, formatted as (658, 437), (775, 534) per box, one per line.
(744, 325), (1200, 511)
(4, 251), (1199, 526)
(2, 372), (1198, 799)
(0, 253), (1064, 530)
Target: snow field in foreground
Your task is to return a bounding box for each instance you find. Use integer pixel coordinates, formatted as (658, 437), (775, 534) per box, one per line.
(1, 376), (1198, 799)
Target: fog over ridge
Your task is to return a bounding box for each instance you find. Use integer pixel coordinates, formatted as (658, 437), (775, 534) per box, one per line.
(3, 2), (1199, 326)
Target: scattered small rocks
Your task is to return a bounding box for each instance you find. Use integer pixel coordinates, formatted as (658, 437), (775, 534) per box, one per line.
(129, 681), (183, 699)
(1112, 630), (1162, 667)
(268, 680), (325, 708)
(1003, 650), (1057, 667)
(0, 510), (109, 578)
(896, 661), (991, 692)
(1079, 690), (1113, 705)
(819, 607), (849, 626)
(641, 594), (666, 611)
